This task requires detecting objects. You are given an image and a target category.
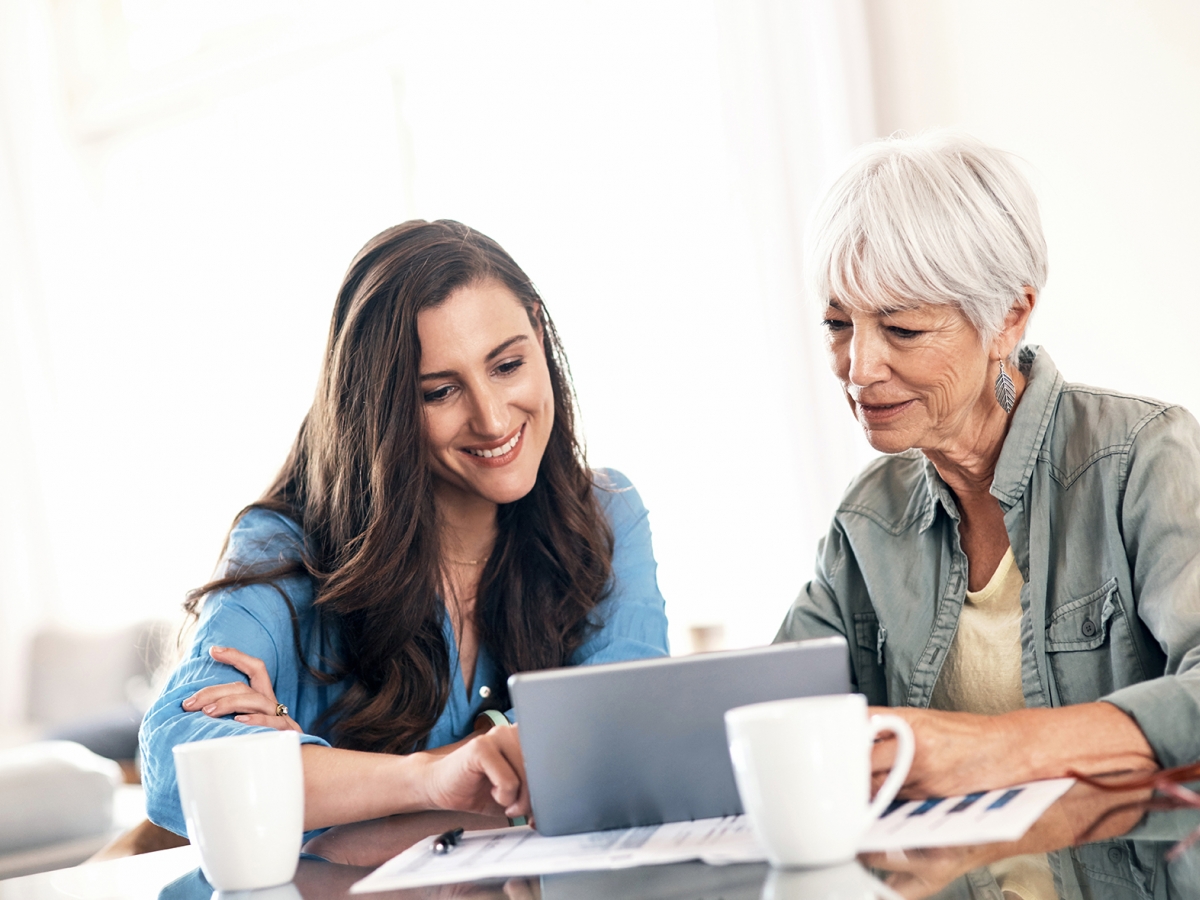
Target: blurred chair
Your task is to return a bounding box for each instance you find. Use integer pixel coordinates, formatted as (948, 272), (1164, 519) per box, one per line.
(0, 620), (176, 877)
(28, 620), (174, 767)
(0, 741), (123, 879)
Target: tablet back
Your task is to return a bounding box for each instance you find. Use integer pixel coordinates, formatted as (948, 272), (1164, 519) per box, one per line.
(509, 636), (851, 836)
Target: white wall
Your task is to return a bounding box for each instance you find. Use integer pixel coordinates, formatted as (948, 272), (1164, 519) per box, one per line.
(1, 1), (874, 707)
(866, 0), (1200, 410)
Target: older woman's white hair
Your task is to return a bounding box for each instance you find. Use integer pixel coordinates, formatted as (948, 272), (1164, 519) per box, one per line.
(806, 130), (1048, 361)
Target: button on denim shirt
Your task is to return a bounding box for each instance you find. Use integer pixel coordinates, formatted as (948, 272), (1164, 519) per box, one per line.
(777, 346), (1200, 770)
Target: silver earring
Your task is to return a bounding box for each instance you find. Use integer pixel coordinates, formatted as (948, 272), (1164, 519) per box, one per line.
(994, 360), (1015, 413)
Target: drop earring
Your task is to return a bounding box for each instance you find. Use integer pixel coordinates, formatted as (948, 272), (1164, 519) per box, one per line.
(994, 360), (1015, 413)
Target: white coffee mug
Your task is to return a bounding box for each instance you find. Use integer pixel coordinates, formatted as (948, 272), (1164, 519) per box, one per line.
(725, 694), (914, 868)
(173, 730), (304, 891)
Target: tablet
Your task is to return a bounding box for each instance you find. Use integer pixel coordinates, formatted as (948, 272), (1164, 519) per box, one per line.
(509, 636), (851, 835)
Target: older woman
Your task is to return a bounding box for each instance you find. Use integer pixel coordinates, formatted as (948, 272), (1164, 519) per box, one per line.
(777, 132), (1200, 807)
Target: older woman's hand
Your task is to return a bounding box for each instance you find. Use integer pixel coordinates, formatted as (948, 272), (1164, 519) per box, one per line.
(869, 706), (1009, 799)
(180, 646), (303, 733)
(869, 703), (1158, 800)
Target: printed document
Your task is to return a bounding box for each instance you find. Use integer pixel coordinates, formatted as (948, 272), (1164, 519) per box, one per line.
(350, 778), (1074, 892)
(859, 777), (1074, 851)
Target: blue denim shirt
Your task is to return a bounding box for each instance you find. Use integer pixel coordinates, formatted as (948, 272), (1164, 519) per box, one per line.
(777, 346), (1200, 896)
(141, 468), (669, 836)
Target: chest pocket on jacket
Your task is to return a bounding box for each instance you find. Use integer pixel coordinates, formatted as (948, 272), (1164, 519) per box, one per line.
(1046, 578), (1119, 652)
(1045, 578), (1136, 705)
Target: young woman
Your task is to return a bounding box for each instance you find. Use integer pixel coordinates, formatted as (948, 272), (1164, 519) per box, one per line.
(139, 220), (669, 836)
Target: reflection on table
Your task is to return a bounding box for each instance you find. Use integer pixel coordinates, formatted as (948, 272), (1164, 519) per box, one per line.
(3, 779), (1200, 900)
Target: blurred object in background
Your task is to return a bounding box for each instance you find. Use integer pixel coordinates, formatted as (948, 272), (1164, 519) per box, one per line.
(686, 624), (728, 655)
(22, 619), (172, 769)
(0, 741), (122, 879)
(0, 620), (171, 876)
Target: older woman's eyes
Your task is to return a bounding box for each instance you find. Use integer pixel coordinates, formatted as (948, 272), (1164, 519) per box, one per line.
(888, 326), (922, 339)
(821, 318), (851, 331)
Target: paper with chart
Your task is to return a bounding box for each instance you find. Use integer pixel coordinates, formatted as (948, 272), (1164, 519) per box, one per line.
(350, 778), (1075, 892)
(860, 777), (1075, 851)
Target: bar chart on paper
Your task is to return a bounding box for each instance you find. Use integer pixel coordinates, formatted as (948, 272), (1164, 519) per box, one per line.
(859, 778), (1074, 851)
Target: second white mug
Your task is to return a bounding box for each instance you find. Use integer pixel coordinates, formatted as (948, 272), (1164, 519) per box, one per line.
(724, 693), (914, 868)
(173, 729), (304, 891)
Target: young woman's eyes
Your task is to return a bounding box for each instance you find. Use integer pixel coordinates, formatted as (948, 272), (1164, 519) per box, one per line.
(422, 359), (525, 403)
(423, 385), (456, 403)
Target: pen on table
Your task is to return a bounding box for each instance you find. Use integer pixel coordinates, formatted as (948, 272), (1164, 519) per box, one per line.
(432, 827), (464, 854)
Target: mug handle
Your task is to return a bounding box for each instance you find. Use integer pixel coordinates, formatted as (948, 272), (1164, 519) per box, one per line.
(865, 713), (915, 820)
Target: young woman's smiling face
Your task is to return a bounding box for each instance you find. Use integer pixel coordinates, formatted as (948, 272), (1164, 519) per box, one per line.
(418, 279), (555, 511)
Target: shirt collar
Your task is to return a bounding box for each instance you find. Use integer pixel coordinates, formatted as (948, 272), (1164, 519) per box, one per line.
(919, 457), (958, 531)
(917, 345), (1063, 530)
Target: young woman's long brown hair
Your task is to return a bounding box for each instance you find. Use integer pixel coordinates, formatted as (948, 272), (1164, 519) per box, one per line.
(184, 220), (613, 754)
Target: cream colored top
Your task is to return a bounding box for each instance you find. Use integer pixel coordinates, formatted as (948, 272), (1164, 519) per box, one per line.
(930, 547), (1025, 715)
(929, 547), (1055, 900)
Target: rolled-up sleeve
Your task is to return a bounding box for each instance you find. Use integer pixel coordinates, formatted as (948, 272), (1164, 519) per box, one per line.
(139, 581), (331, 836)
(1104, 406), (1200, 767)
(568, 470), (670, 666)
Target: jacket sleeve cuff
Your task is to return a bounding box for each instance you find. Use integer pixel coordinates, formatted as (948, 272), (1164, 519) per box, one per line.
(1103, 675), (1200, 769)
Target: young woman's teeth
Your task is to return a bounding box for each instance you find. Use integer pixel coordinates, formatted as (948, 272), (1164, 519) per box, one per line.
(469, 430), (521, 458)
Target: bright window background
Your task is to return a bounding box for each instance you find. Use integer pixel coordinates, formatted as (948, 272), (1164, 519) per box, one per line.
(2, 0), (874, 685)
(3, 0), (1200, 729)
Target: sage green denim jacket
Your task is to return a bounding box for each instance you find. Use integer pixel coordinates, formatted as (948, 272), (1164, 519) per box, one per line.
(777, 345), (1200, 765)
(776, 346), (1200, 897)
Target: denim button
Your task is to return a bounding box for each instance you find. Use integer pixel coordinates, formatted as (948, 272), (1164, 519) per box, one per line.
(1082, 619), (1097, 637)
(1107, 846), (1124, 864)
(479, 685), (492, 699)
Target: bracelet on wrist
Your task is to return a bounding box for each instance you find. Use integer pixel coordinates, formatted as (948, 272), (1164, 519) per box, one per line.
(474, 709), (509, 733)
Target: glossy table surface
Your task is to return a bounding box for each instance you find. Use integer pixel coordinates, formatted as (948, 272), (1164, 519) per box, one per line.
(4, 780), (1200, 900)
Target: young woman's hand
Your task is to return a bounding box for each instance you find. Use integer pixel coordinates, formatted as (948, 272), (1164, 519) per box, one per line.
(418, 725), (530, 819)
(180, 646), (302, 733)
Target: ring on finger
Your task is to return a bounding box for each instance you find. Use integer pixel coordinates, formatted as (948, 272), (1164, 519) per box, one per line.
(275, 703), (288, 717)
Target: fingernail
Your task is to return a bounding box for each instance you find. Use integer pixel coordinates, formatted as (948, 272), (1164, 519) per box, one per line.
(182, 698), (196, 710)
(203, 704), (216, 714)
(210, 646), (226, 654)
(234, 715), (248, 722)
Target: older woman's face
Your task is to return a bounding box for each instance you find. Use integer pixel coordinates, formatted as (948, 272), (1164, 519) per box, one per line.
(822, 300), (993, 455)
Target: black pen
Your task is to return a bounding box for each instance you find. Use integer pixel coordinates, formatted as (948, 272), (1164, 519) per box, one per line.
(432, 827), (464, 854)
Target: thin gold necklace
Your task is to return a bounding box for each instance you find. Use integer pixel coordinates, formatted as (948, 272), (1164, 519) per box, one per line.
(446, 556), (488, 566)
